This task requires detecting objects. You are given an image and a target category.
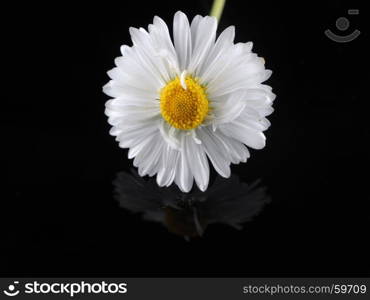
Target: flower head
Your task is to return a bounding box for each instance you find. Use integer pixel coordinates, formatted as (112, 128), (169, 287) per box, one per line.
(104, 11), (275, 192)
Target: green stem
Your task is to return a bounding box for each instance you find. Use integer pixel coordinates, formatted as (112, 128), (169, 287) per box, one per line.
(210, 0), (226, 21)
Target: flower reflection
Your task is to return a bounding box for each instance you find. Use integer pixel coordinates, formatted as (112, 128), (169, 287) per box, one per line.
(113, 170), (271, 239)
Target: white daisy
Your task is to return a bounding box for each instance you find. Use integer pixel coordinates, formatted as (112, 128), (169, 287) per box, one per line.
(104, 11), (275, 193)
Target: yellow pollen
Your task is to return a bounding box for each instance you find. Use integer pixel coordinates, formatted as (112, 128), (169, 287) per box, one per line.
(160, 76), (209, 130)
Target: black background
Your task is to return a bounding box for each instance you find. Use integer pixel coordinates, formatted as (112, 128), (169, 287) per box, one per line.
(2, 0), (369, 277)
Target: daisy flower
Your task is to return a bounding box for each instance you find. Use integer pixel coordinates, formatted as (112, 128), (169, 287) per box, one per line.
(104, 11), (275, 192)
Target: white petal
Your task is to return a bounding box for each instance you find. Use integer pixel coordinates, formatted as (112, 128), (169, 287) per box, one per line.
(103, 80), (157, 99)
(243, 87), (276, 108)
(148, 16), (180, 76)
(159, 120), (181, 150)
(219, 120), (266, 149)
(116, 122), (159, 149)
(129, 27), (172, 83)
(198, 25), (235, 81)
(105, 99), (159, 117)
(174, 136), (193, 192)
(184, 135), (209, 191)
(219, 133), (250, 164)
(133, 134), (157, 167)
(197, 127), (231, 178)
(106, 96), (158, 109)
(114, 53), (161, 90)
(206, 39), (272, 97)
(188, 16), (217, 75)
(212, 91), (247, 125)
(190, 15), (202, 46)
(208, 64), (270, 97)
(105, 107), (160, 125)
(173, 11), (192, 71)
(152, 16), (179, 64)
(202, 43), (253, 87)
(157, 145), (179, 187)
(137, 134), (164, 176)
(107, 66), (158, 93)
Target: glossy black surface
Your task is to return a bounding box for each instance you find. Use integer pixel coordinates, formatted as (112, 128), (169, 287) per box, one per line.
(2, 0), (368, 277)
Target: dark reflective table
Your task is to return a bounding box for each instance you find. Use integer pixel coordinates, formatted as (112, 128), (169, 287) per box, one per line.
(2, 0), (368, 278)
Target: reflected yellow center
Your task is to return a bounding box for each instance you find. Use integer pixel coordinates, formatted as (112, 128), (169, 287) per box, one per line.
(160, 76), (209, 130)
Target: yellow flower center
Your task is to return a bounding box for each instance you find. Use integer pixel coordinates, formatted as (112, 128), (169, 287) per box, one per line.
(160, 75), (209, 130)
